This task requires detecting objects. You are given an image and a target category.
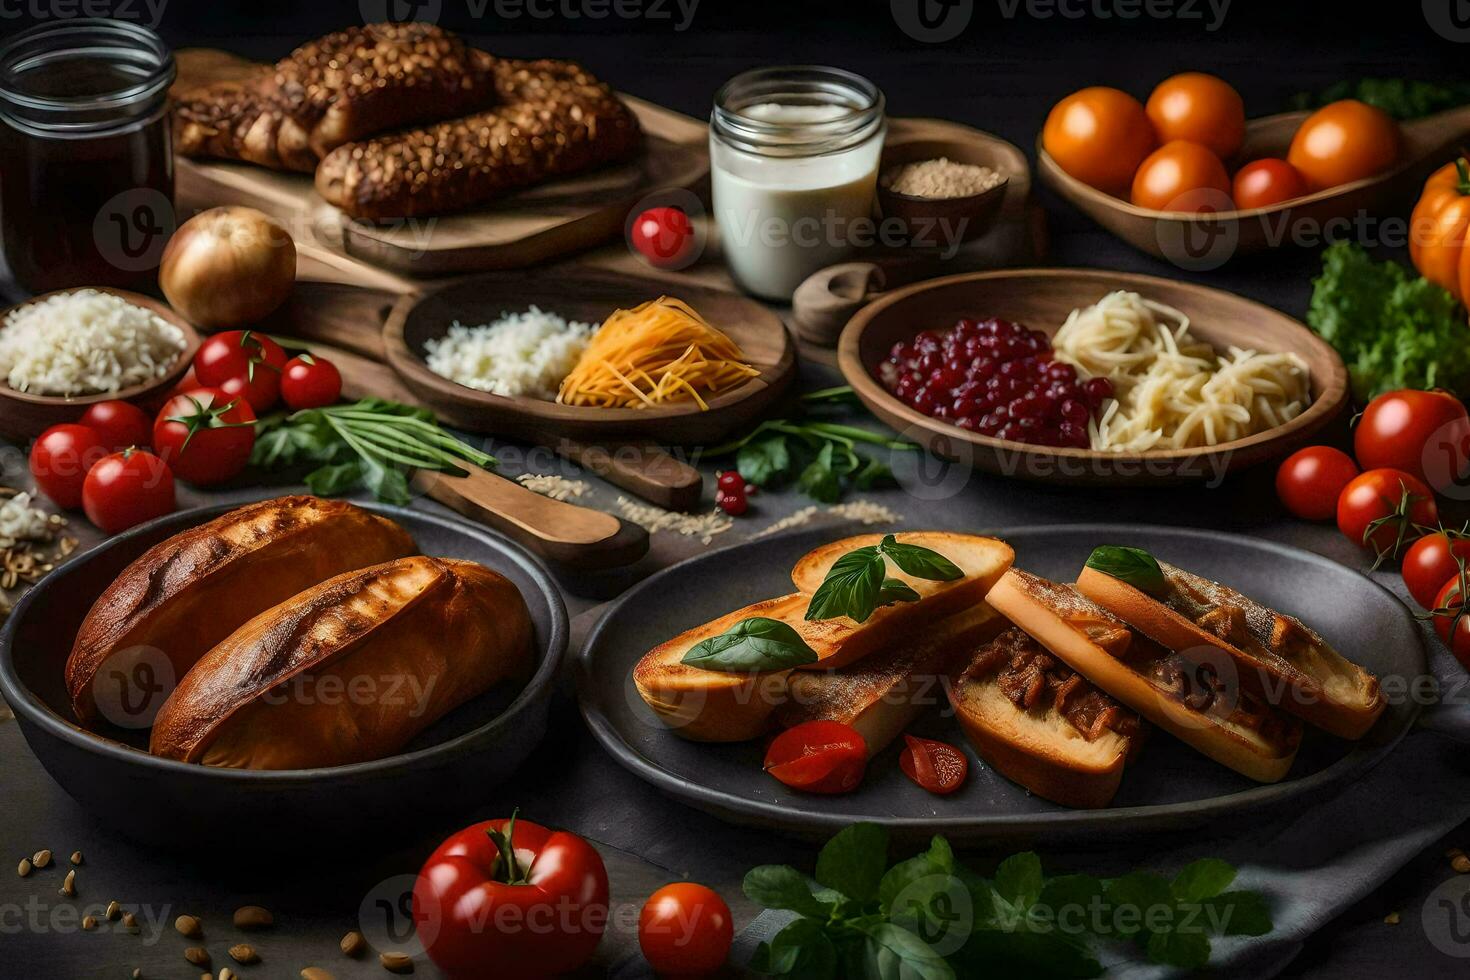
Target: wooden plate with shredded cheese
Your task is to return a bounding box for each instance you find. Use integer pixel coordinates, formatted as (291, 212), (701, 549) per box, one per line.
(383, 268), (796, 445)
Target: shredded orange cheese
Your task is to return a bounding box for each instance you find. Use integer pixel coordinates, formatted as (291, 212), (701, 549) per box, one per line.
(556, 296), (760, 410)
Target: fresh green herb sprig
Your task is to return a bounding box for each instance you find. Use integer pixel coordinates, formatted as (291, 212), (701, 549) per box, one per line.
(746, 822), (1272, 980)
(681, 617), (819, 672)
(1084, 546), (1167, 597)
(707, 387), (917, 504)
(806, 535), (962, 623)
(1290, 78), (1470, 120)
(251, 398), (496, 505)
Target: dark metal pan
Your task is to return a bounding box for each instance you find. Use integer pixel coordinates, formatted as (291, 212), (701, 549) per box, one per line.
(0, 500), (568, 852)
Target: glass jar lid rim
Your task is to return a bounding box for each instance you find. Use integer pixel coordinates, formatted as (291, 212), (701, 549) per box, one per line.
(713, 65), (884, 157)
(0, 18), (175, 114)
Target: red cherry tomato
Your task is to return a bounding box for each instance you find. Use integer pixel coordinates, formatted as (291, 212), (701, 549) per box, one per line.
(899, 734), (970, 795)
(28, 424), (108, 509)
(152, 388), (257, 486)
(1275, 446), (1360, 521)
(413, 815), (609, 980)
(764, 720), (867, 794)
(1401, 531), (1470, 609)
(1336, 468), (1438, 561)
(81, 449), (175, 533)
(280, 353), (342, 410)
(639, 882), (734, 976)
(1354, 389), (1470, 493)
(193, 330), (286, 412)
(78, 400), (153, 452)
(630, 207), (697, 269)
(1431, 571), (1470, 670)
(1232, 158), (1309, 210)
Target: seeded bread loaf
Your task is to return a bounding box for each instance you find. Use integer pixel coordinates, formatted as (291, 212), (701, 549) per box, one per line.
(314, 58), (643, 219)
(173, 23), (499, 171)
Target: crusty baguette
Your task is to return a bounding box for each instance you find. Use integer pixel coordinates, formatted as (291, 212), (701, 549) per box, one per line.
(948, 627), (1142, 809)
(786, 531), (1014, 671)
(315, 58), (643, 219)
(150, 557), (532, 769)
(67, 496), (415, 726)
(988, 569), (1301, 783)
(173, 23), (499, 170)
(778, 603), (1004, 755)
(1076, 563), (1385, 740)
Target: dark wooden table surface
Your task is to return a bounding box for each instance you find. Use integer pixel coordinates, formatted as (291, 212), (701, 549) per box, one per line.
(4, 3), (1470, 977)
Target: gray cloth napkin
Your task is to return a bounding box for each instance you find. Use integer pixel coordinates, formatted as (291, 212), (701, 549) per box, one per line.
(725, 631), (1470, 979)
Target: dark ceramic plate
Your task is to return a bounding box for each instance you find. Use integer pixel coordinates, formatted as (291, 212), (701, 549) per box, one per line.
(0, 499), (568, 851)
(577, 524), (1425, 842)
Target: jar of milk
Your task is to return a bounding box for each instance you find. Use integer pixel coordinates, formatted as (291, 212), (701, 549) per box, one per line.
(710, 67), (885, 301)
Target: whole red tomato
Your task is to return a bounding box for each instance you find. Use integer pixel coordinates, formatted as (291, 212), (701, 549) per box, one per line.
(414, 815), (609, 980)
(1336, 468), (1438, 562)
(29, 424), (108, 509)
(78, 400), (152, 451)
(194, 330), (287, 412)
(281, 353), (342, 410)
(629, 207), (697, 269)
(152, 388), (257, 486)
(1430, 571), (1470, 670)
(82, 449), (175, 533)
(763, 720), (867, 794)
(1354, 389), (1470, 493)
(639, 882), (733, 976)
(1232, 158), (1308, 210)
(899, 734), (970, 795)
(1275, 446), (1360, 521)
(1402, 531), (1470, 609)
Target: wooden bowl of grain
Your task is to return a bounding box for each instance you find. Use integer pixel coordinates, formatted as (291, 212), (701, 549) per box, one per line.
(0, 289), (200, 444)
(877, 138), (1016, 246)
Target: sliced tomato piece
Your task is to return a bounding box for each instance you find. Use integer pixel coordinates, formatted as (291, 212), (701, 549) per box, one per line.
(764, 720), (867, 795)
(899, 734), (970, 795)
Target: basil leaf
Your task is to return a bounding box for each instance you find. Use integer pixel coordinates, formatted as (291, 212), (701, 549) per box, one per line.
(877, 578), (921, 606)
(993, 852), (1044, 912)
(750, 918), (838, 979)
(879, 535), (963, 581)
(1146, 928), (1212, 970)
(880, 836), (955, 913)
(952, 929), (1104, 980)
(1103, 872), (1173, 938)
(816, 822), (890, 904)
(682, 617), (819, 672)
(359, 456), (413, 505)
(304, 461), (363, 497)
(1084, 545), (1167, 596)
(798, 443), (844, 504)
(1171, 858), (1236, 903)
(744, 865), (843, 918)
(856, 921), (956, 980)
(739, 434), (792, 486)
(1201, 891), (1273, 937)
(854, 455), (893, 490)
(806, 546), (885, 623)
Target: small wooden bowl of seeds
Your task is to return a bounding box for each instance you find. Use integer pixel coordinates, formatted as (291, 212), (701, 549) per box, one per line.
(877, 138), (1015, 246)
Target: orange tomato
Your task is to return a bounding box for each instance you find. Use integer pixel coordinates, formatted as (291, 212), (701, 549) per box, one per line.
(1232, 158), (1308, 209)
(1145, 72), (1245, 160)
(1043, 86), (1156, 196)
(1130, 140), (1232, 212)
(1286, 100), (1400, 191)
(1409, 156), (1470, 303)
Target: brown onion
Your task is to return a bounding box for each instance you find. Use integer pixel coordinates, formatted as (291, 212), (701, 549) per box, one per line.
(159, 206), (296, 328)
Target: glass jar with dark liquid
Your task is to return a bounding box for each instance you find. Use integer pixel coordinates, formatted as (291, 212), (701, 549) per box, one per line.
(0, 19), (175, 294)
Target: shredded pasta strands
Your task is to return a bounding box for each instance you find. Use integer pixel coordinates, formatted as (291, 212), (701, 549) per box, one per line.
(1051, 290), (1311, 452)
(557, 296), (760, 410)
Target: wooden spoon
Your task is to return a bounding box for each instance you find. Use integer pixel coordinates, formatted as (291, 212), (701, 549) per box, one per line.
(1038, 103), (1470, 263)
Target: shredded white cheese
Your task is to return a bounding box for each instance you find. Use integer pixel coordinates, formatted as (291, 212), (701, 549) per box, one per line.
(0, 493), (54, 549)
(0, 290), (186, 396)
(424, 307), (595, 400)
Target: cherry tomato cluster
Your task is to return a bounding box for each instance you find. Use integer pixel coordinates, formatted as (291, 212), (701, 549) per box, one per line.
(26, 336), (342, 536)
(763, 720), (970, 797)
(1044, 73), (1399, 212)
(880, 316), (1112, 448)
(1275, 388), (1470, 668)
(414, 814), (733, 978)
(715, 469), (755, 516)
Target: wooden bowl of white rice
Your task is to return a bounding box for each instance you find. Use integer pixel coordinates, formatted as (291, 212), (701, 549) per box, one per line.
(0, 288), (200, 443)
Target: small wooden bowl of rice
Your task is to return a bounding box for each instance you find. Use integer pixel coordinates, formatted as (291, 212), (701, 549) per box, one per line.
(0, 288), (201, 443)
(877, 138), (1016, 246)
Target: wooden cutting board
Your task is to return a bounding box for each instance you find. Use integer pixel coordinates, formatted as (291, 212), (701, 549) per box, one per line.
(170, 48), (709, 277)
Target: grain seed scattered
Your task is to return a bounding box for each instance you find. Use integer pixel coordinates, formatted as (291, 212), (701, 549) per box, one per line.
(301, 969), (336, 980)
(234, 905), (273, 929)
(106, 900), (121, 920)
(615, 496), (732, 544)
(340, 930), (366, 957)
(752, 499), (901, 538)
(17, 858), (30, 878)
(220, 970), (235, 980)
(1454, 854), (1470, 874)
(82, 915), (97, 930)
(131, 970), (141, 980)
(122, 911), (139, 932)
(516, 472), (590, 501)
(59, 869), (75, 897)
(229, 943), (259, 964)
(1384, 911), (1401, 925)
(881, 157), (1006, 199)
(176, 913), (203, 938)
(185, 948), (211, 968)
(32, 849), (51, 868)
(379, 950), (414, 974)
(70, 851), (82, 866)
